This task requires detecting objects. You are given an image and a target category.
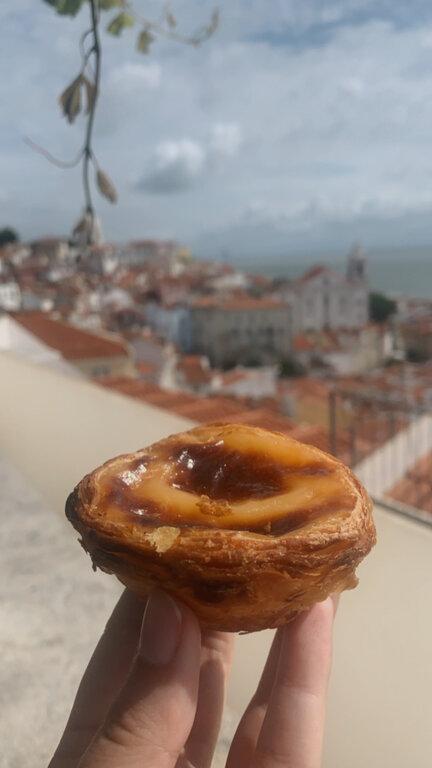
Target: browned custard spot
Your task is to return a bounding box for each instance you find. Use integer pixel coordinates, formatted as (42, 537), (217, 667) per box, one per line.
(97, 437), (354, 537)
(170, 441), (288, 501)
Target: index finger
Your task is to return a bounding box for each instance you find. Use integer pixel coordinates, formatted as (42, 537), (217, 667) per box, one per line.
(251, 597), (335, 768)
(50, 589), (145, 766)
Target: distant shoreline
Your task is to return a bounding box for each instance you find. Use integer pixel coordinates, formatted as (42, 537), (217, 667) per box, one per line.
(220, 246), (432, 300)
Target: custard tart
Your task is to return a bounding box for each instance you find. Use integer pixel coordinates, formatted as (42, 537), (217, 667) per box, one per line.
(66, 423), (375, 631)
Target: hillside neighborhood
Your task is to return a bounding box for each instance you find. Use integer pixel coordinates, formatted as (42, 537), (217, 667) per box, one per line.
(1, 234), (432, 514)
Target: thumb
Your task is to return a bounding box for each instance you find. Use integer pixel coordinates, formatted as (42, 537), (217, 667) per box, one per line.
(79, 590), (201, 768)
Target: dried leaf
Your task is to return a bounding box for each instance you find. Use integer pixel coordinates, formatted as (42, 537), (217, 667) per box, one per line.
(96, 169), (118, 203)
(82, 75), (97, 114)
(106, 12), (134, 36)
(73, 215), (89, 236)
(73, 212), (97, 245)
(136, 28), (154, 54)
(59, 75), (82, 124)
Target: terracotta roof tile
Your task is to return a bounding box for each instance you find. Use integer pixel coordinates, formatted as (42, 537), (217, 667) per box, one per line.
(172, 397), (246, 421)
(96, 378), (317, 444)
(144, 390), (199, 409)
(97, 377), (367, 465)
(136, 362), (158, 377)
(292, 334), (315, 352)
(98, 378), (160, 397)
(14, 312), (129, 360)
(178, 355), (212, 385)
(296, 264), (344, 285)
(219, 370), (251, 385)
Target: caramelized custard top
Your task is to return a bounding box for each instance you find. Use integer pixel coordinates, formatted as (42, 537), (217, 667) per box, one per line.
(94, 424), (356, 536)
(171, 441), (288, 501)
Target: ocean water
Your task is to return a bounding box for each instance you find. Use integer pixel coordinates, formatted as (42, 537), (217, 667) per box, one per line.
(235, 246), (432, 300)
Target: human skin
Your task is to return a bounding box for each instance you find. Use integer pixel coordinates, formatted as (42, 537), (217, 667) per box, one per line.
(48, 589), (337, 768)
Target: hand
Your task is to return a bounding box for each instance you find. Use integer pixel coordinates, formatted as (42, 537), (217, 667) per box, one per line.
(49, 589), (336, 768)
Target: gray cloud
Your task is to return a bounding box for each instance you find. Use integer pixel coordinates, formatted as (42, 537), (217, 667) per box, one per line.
(135, 123), (242, 194)
(136, 139), (206, 193)
(2, 1), (432, 251)
(209, 122), (242, 157)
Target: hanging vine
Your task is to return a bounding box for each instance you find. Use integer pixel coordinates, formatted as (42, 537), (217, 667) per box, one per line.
(33, 0), (219, 244)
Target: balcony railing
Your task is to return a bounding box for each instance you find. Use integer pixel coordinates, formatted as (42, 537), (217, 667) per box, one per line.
(329, 387), (432, 524)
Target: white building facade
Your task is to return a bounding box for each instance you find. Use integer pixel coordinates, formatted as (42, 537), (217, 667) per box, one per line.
(0, 281), (21, 311)
(280, 247), (369, 334)
(189, 298), (291, 367)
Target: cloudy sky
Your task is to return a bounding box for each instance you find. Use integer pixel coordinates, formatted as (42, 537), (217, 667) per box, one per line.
(2, 1), (432, 258)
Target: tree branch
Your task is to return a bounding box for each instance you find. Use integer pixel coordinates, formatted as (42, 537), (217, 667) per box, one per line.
(24, 137), (84, 168)
(38, 0), (218, 244)
(124, 1), (219, 47)
(82, 0), (102, 243)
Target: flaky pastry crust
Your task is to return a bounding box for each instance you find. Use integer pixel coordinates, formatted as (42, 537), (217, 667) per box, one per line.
(66, 423), (375, 632)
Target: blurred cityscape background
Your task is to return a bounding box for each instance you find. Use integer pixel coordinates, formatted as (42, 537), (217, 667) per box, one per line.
(1, 2), (432, 767)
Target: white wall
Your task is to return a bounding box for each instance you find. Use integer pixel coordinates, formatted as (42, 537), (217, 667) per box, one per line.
(0, 281), (21, 311)
(0, 351), (194, 513)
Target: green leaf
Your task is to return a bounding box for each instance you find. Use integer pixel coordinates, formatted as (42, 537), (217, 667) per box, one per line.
(43, 0), (85, 16)
(106, 12), (134, 36)
(136, 28), (154, 54)
(98, 0), (123, 10)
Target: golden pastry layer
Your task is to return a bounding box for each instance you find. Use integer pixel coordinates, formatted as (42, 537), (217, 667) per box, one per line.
(66, 423), (376, 631)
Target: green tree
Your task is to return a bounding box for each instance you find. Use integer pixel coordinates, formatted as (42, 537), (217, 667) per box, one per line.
(37, 1), (218, 243)
(0, 228), (19, 247)
(369, 292), (397, 324)
(406, 347), (428, 363)
(279, 356), (305, 378)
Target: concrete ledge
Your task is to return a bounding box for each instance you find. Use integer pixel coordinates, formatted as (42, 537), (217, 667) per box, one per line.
(0, 350), (194, 515)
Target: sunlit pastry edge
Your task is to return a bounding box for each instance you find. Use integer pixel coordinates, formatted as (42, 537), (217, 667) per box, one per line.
(66, 424), (376, 632)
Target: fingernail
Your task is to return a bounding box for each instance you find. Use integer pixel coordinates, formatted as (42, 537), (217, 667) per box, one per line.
(139, 590), (182, 664)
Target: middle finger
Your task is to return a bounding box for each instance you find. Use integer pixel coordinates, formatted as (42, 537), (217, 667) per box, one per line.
(178, 630), (235, 768)
(225, 629), (282, 768)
